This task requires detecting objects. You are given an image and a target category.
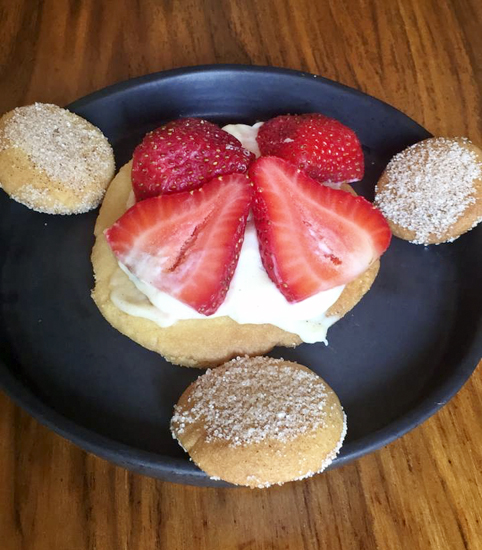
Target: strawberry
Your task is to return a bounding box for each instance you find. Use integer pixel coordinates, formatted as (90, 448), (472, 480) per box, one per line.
(256, 113), (364, 184)
(249, 157), (391, 301)
(132, 118), (255, 201)
(105, 173), (253, 315)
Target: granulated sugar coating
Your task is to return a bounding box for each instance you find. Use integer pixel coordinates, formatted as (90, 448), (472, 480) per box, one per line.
(375, 137), (481, 244)
(0, 103), (115, 214)
(1, 103), (113, 189)
(171, 356), (332, 447)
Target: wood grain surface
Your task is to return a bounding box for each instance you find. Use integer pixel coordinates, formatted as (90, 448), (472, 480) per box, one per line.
(1, 0), (481, 548)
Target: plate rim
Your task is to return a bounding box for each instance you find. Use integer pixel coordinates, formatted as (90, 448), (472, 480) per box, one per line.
(1, 64), (480, 485)
(67, 63), (430, 136)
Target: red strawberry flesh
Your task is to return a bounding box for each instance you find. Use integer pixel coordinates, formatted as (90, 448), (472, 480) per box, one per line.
(250, 156), (391, 302)
(105, 173), (253, 315)
(256, 115), (303, 156)
(132, 118), (255, 201)
(257, 113), (364, 184)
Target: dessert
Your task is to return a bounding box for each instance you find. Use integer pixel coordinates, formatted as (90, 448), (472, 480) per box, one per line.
(170, 356), (347, 488)
(0, 103), (115, 214)
(92, 116), (390, 367)
(92, 161), (380, 367)
(375, 137), (482, 244)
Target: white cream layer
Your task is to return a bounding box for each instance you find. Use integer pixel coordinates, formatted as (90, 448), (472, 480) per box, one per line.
(222, 122), (264, 158)
(109, 123), (344, 344)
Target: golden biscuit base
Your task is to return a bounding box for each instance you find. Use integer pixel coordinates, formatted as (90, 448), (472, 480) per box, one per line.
(171, 357), (346, 487)
(376, 138), (482, 245)
(0, 104), (115, 214)
(91, 162), (380, 368)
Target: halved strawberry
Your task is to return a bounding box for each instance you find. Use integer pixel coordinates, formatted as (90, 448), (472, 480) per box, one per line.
(250, 157), (391, 301)
(257, 113), (364, 185)
(105, 174), (253, 315)
(132, 118), (255, 201)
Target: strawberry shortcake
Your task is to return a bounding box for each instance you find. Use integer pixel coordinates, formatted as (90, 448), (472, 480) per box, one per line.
(91, 115), (391, 367)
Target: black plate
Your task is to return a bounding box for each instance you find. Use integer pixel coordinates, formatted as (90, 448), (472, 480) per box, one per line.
(1, 65), (481, 487)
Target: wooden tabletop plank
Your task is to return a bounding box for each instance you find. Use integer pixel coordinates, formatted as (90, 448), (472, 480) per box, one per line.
(0, 0), (481, 548)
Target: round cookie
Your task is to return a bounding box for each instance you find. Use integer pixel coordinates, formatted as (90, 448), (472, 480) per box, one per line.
(170, 356), (347, 488)
(91, 161), (380, 368)
(375, 137), (482, 245)
(0, 103), (115, 214)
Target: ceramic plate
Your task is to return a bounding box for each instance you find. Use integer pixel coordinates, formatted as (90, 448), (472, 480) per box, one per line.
(0, 65), (480, 486)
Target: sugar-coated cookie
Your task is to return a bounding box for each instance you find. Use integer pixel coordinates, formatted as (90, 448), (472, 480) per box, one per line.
(91, 162), (379, 368)
(171, 356), (347, 487)
(375, 137), (482, 244)
(0, 103), (115, 214)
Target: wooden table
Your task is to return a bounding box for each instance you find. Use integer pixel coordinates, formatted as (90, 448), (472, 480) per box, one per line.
(1, 0), (481, 548)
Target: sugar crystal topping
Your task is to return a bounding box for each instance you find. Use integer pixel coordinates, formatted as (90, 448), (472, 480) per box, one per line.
(171, 356), (337, 447)
(1, 103), (113, 189)
(375, 138), (481, 244)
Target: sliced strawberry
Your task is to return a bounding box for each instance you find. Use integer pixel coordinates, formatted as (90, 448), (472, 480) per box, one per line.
(257, 113), (364, 184)
(256, 115), (303, 156)
(105, 174), (253, 315)
(250, 157), (391, 301)
(132, 118), (255, 201)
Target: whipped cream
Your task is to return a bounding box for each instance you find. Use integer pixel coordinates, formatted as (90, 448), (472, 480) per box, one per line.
(222, 122), (264, 157)
(109, 123), (345, 344)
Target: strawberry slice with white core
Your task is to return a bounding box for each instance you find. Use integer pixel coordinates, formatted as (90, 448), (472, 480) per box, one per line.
(105, 174), (253, 315)
(250, 157), (391, 302)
